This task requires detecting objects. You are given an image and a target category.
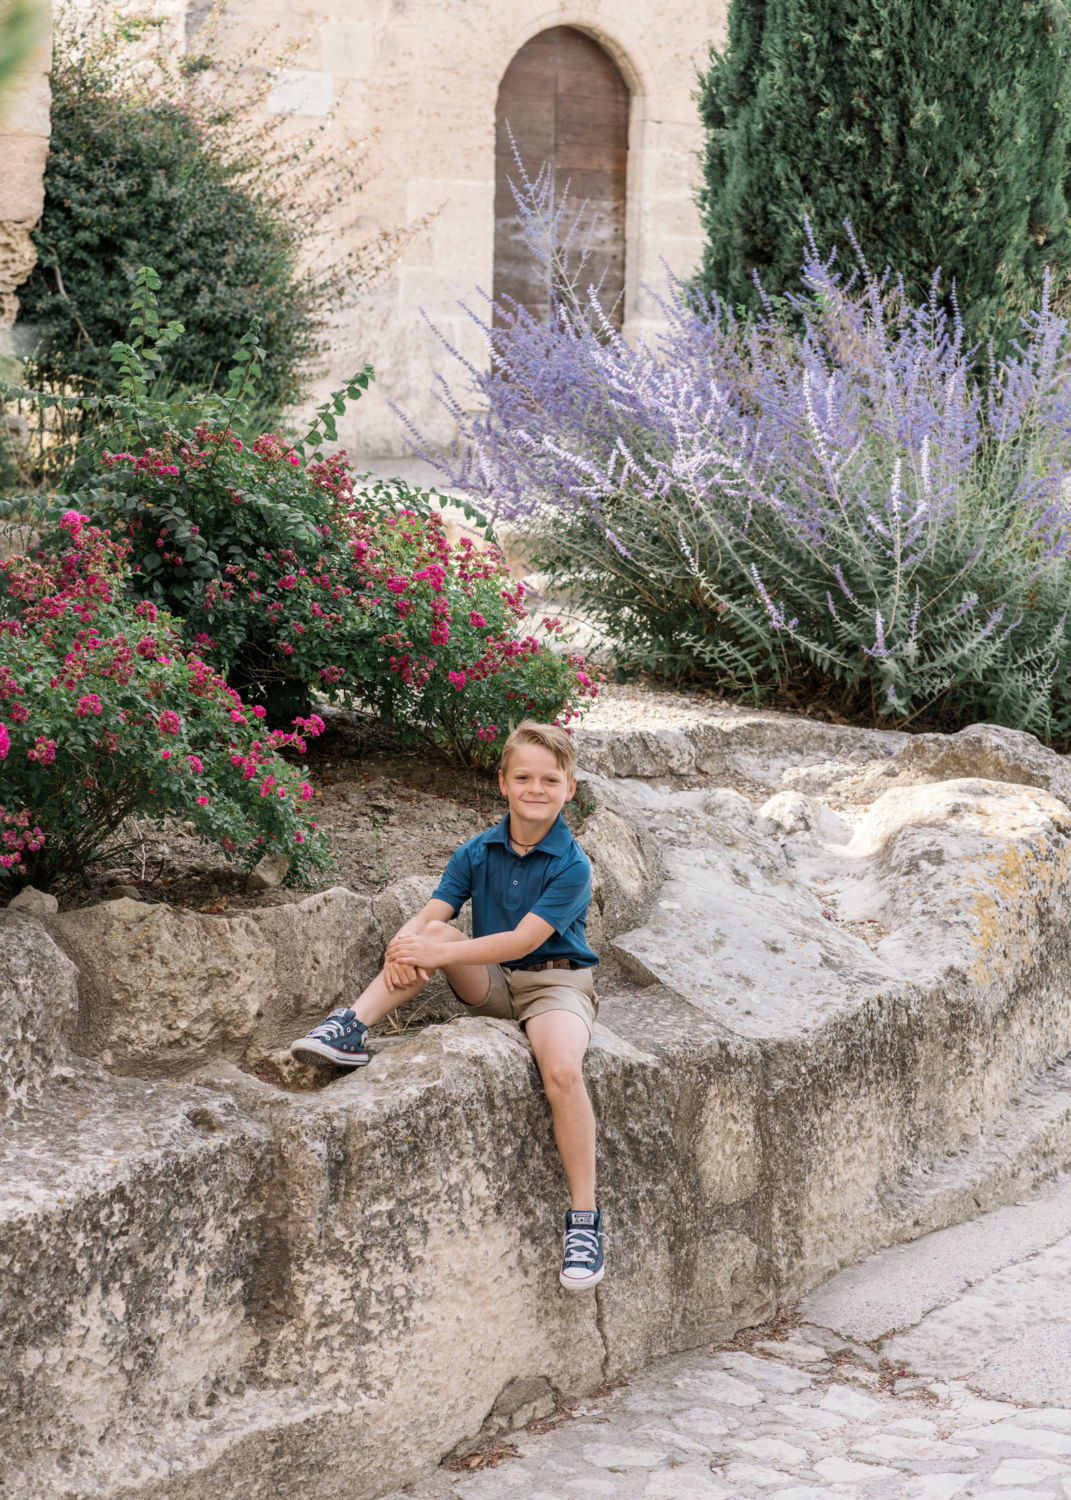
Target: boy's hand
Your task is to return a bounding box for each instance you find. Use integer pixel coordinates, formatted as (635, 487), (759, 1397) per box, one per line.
(386, 932), (441, 972)
(383, 957), (428, 992)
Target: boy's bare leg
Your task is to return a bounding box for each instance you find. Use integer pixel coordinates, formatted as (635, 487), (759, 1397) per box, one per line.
(524, 1010), (596, 1212)
(351, 920), (492, 1028)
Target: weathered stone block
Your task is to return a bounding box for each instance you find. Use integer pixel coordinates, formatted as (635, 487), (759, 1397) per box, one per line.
(7, 884), (57, 916)
(650, 729), (696, 774)
(576, 772), (663, 948)
(898, 722), (1071, 804)
(371, 873), (440, 940)
(50, 899), (272, 1074)
(0, 1074), (268, 1490)
(106, 883), (141, 901)
(0, 140), (49, 222)
(0, 71), (51, 139)
(580, 807), (660, 944)
(490, 1374), (556, 1430)
(610, 729), (667, 778)
(0, 215), (39, 298)
(246, 852), (289, 892)
(573, 729), (615, 778)
(6, 722), (1071, 1499)
(759, 789), (853, 846)
(690, 721), (730, 774)
(0, 912), (78, 1105)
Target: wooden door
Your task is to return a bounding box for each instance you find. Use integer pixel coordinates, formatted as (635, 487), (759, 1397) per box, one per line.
(494, 27), (629, 330)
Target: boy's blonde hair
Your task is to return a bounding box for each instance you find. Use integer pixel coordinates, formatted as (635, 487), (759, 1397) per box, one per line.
(499, 720), (576, 781)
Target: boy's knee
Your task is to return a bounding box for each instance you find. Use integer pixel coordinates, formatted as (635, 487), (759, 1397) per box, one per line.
(425, 919), (461, 942)
(541, 1056), (584, 1096)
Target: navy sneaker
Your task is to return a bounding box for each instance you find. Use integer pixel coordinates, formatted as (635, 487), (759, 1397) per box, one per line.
(290, 1008), (370, 1068)
(560, 1207), (605, 1290)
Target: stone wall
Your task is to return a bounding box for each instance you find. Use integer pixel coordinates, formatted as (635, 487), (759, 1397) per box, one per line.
(0, 0), (50, 333)
(7, 0), (724, 452)
(173, 0), (727, 457)
(4, 718), (1071, 1498)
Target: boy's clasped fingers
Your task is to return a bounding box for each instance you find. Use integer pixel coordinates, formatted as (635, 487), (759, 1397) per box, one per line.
(383, 958), (428, 991)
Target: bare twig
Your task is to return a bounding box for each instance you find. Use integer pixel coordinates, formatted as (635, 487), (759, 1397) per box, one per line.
(39, 243), (97, 347)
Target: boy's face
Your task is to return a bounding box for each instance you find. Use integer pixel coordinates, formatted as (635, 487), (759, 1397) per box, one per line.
(499, 744), (576, 825)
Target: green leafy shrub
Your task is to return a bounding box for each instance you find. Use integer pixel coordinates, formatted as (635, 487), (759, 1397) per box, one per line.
(696, 0), (1071, 358)
(87, 426), (597, 765)
(12, 2), (416, 478)
(0, 509), (330, 894)
(184, 498), (598, 765)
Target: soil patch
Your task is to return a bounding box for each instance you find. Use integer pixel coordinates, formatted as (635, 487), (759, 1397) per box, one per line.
(57, 711), (591, 916)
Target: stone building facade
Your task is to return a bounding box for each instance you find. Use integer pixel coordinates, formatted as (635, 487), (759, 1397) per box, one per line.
(191, 0), (727, 457)
(0, 4), (51, 338)
(5, 0), (726, 458)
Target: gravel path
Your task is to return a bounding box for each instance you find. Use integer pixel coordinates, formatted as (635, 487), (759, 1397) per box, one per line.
(580, 683), (743, 733)
(383, 1173), (1071, 1500)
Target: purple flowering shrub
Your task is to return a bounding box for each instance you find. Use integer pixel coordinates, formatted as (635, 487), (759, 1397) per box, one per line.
(0, 511), (331, 893)
(410, 186), (1071, 739)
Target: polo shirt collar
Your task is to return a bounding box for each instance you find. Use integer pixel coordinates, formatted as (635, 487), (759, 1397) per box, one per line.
(486, 811), (572, 856)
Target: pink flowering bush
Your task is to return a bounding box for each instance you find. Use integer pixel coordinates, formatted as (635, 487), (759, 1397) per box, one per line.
(188, 500), (598, 764)
(0, 510), (330, 893)
(21, 267), (597, 765)
(73, 438), (596, 762)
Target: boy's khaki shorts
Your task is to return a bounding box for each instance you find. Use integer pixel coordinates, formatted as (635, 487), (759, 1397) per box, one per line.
(450, 963), (598, 1037)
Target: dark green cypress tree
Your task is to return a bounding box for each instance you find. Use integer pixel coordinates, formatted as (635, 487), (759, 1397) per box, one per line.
(696, 0), (1071, 351)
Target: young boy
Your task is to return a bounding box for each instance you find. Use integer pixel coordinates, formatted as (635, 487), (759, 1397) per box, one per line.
(289, 721), (605, 1290)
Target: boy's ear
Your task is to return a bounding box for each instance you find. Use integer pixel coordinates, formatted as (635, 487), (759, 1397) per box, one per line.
(566, 776), (577, 800)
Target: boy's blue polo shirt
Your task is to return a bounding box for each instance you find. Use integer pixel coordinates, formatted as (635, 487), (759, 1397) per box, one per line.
(431, 812), (598, 969)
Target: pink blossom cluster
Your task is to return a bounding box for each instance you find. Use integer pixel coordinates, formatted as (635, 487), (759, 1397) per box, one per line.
(253, 431), (300, 468)
(0, 516), (328, 885)
(306, 449), (356, 501)
(0, 805), (45, 872)
(101, 448), (180, 479)
(2, 518), (128, 629)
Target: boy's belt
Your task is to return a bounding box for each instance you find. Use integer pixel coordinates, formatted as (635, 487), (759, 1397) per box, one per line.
(516, 959), (583, 972)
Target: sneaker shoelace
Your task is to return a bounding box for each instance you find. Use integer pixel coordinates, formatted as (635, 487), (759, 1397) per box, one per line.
(563, 1225), (600, 1268)
(305, 1009), (357, 1043)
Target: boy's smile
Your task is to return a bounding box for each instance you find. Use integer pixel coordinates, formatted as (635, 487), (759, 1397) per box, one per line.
(499, 743), (576, 852)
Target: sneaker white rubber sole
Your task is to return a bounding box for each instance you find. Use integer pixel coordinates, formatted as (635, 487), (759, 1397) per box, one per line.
(560, 1263), (605, 1291)
(289, 1039), (370, 1068)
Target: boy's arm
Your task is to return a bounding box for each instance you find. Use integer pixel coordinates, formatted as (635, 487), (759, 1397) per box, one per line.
(386, 911), (555, 971)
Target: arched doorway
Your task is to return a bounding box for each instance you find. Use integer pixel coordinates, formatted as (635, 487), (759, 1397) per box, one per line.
(494, 27), (629, 329)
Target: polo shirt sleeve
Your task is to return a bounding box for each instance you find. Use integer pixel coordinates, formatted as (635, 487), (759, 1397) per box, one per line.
(431, 841), (473, 915)
(529, 855), (592, 934)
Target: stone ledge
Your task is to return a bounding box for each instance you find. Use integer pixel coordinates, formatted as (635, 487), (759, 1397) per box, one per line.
(574, 713), (909, 781)
(6, 719), (1071, 1497)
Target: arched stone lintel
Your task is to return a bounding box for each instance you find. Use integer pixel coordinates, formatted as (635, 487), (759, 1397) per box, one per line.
(498, 8), (654, 117)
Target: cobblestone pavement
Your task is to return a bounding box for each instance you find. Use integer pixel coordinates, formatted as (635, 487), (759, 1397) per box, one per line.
(385, 1174), (1071, 1500)
(393, 1344), (1071, 1500)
